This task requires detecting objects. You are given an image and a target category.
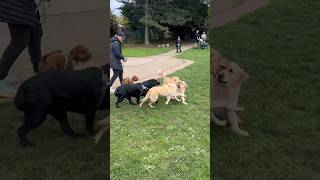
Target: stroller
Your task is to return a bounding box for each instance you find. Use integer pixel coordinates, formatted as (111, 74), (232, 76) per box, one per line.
(176, 42), (182, 53)
(197, 37), (208, 49)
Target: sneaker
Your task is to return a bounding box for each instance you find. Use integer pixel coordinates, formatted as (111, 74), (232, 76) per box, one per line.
(110, 88), (115, 94)
(0, 80), (16, 98)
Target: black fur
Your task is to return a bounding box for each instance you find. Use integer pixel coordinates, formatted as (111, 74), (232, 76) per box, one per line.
(114, 79), (160, 108)
(14, 67), (110, 147)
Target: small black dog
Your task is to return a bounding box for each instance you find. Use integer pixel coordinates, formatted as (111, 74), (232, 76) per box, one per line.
(14, 67), (109, 147)
(114, 79), (160, 108)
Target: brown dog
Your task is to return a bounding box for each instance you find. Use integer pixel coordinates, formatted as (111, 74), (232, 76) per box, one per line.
(211, 51), (250, 136)
(122, 75), (139, 84)
(38, 45), (92, 72)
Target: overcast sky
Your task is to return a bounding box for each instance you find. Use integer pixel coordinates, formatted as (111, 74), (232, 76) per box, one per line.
(110, 0), (122, 16)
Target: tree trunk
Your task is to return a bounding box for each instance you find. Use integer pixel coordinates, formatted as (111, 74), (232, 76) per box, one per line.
(144, 0), (150, 45)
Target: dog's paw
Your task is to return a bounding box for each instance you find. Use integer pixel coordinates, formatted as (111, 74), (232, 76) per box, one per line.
(237, 107), (245, 111)
(214, 120), (227, 126)
(237, 130), (249, 137)
(183, 102), (188, 105)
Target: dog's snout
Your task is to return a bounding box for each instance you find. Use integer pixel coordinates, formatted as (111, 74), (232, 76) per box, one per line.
(217, 73), (224, 80)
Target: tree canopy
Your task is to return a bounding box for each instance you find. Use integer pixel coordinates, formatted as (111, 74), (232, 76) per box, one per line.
(117, 0), (209, 40)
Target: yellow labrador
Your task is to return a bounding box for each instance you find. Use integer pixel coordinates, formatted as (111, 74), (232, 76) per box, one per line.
(139, 83), (185, 108)
(211, 50), (249, 136)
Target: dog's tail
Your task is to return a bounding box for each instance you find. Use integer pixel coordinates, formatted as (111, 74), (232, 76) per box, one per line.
(158, 69), (166, 78)
(96, 118), (109, 128)
(41, 50), (63, 63)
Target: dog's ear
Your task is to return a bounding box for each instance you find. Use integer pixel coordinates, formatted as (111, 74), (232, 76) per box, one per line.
(238, 69), (249, 82)
(132, 75), (139, 81)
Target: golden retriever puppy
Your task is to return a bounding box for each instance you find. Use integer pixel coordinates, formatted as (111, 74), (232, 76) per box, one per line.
(211, 53), (249, 136)
(38, 45), (92, 72)
(172, 80), (188, 105)
(139, 83), (185, 108)
(122, 75), (139, 84)
(158, 70), (181, 85)
(94, 118), (109, 143)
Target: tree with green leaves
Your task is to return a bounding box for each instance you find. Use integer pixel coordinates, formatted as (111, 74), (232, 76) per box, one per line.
(118, 0), (209, 44)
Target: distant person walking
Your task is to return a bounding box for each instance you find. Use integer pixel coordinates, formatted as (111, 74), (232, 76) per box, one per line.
(108, 32), (127, 88)
(195, 30), (200, 47)
(175, 36), (182, 53)
(0, 0), (47, 98)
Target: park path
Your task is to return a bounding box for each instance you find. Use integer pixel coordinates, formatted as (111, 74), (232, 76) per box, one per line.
(211, 0), (269, 28)
(109, 44), (195, 91)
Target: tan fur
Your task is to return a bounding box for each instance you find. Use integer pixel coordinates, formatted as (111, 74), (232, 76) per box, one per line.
(211, 54), (249, 136)
(159, 70), (181, 85)
(94, 118), (109, 143)
(38, 45), (92, 72)
(139, 83), (185, 108)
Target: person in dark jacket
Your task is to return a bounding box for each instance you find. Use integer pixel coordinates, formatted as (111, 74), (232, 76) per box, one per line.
(175, 36), (182, 53)
(0, 0), (46, 98)
(107, 32), (127, 88)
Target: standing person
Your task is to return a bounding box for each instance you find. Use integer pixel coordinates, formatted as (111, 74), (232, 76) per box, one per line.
(195, 30), (200, 47)
(107, 32), (127, 88)
(201, 32), (207, 41)
(175, 36), (182, 53)
(0, 0), (46, 97)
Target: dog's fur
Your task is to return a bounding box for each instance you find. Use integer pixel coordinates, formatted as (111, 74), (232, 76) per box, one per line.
(174, 80), (188, 105)
(14, 67), (109, 147)
(122, 75), (139, 84)
(38, 45), (92, 72)
(158, 70), (188, 103)
(139, 83), (186, 108)
(94, 118), (109, 143)
(159, 70), (181, 85)
(211, 52), (249, 136)
(114, 79), (160, 108)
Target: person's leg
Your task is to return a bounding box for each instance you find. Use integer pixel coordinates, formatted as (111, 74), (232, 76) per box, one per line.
(107, 69), (120, 87)
(118, 69), (123, 84)
(28, 23), (43, 73)
(0, 24), (31, 80)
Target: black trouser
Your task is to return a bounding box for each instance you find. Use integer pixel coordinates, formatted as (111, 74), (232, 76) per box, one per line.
(107, 68), (123, 87)
(0, 23), (42, 80)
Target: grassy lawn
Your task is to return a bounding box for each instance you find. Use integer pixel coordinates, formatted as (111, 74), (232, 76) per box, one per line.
(211, 0), (320, 179)
(0, 102), (108, 179)
(123, 47), (172, 57)
(111, 48), (210, 179)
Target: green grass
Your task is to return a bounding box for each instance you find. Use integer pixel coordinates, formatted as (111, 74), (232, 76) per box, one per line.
(123, 47), (172, 57)
(0, 102), (108, 179)
(211, 0), (320, 179)
(111, 48), (210, 179)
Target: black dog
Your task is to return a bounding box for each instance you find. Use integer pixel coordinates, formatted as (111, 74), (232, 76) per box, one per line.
(14, 67), (109, 147)
(114, 79), (160, 108)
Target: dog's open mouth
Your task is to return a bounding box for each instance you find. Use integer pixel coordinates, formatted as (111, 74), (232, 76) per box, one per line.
(217, 79), (228, 84)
